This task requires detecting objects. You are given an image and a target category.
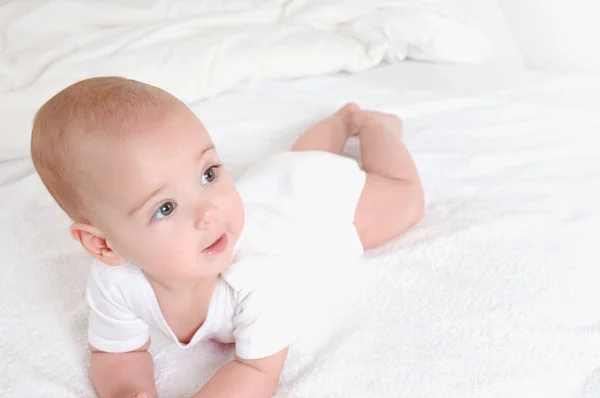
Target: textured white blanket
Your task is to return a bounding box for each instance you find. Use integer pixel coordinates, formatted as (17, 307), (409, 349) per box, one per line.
(0, 0), (491, 161)
(1, 68), (599, 397)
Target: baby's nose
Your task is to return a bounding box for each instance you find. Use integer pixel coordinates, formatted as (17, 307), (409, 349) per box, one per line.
(194, 201), (218, 230)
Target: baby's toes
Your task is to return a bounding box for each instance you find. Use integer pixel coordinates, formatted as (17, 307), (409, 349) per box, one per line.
(335, 102), (361, 136)
(336, 102), (360, 117)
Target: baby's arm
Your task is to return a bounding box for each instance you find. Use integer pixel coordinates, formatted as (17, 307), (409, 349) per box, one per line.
(193, 348), (288, 398)
(90, 341), (157, 398)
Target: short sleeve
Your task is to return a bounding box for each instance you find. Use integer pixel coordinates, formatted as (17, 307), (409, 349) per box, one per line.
(231, 278), (298, 360)
(227, 252), (361, 360)
(86, 267), (150, 353)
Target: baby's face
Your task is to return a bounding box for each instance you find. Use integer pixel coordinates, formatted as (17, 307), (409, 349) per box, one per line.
(86, 108), (244, 285)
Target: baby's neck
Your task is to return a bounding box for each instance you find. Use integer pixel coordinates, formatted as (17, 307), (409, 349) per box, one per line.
(144, 272), (220, 344)
(143, 271), (219, 300)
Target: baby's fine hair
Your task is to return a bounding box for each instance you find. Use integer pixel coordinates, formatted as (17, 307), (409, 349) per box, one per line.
(31, 77), (184, 222)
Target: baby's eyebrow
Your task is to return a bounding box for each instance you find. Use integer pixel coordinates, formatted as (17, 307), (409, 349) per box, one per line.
(197, 144), (215, 160)
(128, 183), (168, 217)
(127, 144), (216, 217)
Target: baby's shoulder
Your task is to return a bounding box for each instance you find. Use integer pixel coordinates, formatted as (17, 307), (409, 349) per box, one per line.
(221, 250), (313, 303)
(88, 261), (146, 303)
(221, 255), (277, 294)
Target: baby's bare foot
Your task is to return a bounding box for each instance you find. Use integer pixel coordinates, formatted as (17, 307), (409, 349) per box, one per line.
(336, 102), (360, 117)
(331, 102), (360, 138)
(350, 110), (403, 138)
(291, 102), (361, 153)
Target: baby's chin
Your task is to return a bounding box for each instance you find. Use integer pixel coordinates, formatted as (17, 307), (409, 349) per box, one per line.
(196, 254), (233, 279)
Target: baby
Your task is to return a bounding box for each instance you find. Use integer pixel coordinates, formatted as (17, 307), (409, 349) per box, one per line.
(31, 77), (423, 398)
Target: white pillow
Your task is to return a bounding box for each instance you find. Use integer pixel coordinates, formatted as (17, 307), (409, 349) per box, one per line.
(451, 0), (523, 68)
(0, 0), (495, 161)
(499, 0), (600, 74)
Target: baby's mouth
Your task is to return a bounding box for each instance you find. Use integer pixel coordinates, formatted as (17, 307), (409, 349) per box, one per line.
(202, 234), (228, 255)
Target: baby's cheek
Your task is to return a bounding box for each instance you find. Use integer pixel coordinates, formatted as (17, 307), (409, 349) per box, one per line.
(140, 238), (186, 273)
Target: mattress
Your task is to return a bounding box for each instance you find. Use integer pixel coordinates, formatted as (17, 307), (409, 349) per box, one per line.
(1, 63), (600, 398)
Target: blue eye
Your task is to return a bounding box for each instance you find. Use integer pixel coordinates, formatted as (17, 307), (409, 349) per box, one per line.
(152, 201), (176, 220)
(201, 166), (219, 186)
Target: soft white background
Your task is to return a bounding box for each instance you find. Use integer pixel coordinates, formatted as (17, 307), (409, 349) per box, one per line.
(1, 1), (599, 397)
(499, 0), (600, 73)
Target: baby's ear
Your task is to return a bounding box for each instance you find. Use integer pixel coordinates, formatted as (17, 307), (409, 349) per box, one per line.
(70, 223), (125, 266)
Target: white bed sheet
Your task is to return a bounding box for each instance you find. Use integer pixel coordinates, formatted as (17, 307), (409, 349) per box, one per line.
(1, 64), (600, 398)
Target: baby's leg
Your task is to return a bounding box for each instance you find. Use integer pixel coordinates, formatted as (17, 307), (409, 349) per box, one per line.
(291, 103), (359, 153)
(351, 111), (424, 249)
(291, 104), (423, 249)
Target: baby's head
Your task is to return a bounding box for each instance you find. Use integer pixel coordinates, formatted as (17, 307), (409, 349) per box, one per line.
(31, 77), (244, 286)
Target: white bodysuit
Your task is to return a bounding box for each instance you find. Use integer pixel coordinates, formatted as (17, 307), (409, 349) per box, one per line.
(87, 151), (366, 360)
